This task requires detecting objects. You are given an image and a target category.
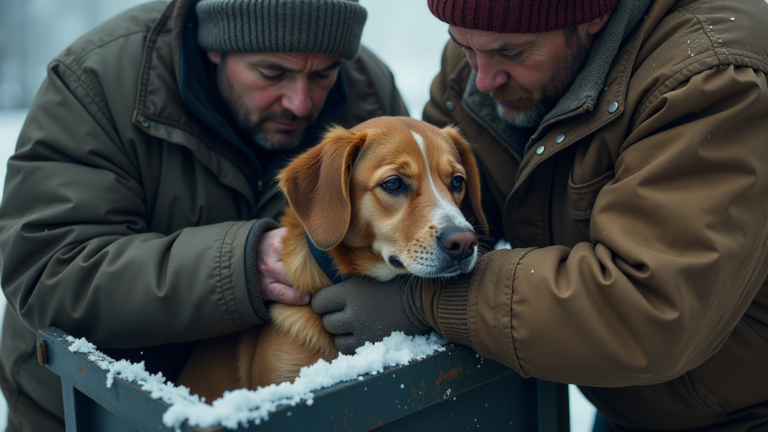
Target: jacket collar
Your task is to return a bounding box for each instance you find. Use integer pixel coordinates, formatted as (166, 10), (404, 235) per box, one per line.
(133, 0), (262, 205)
(462, 0), (653, 157)
(176, 3), (264, 176)
(537, 0), (652, 126)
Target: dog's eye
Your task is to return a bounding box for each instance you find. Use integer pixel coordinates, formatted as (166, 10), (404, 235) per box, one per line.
(451, 175), (465, 191)
(382, 177), (403, 192)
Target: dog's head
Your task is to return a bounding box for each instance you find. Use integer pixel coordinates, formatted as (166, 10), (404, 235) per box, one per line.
(278, 117), (488, 280)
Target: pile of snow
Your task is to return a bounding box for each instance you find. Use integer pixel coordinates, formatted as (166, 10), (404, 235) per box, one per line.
(67, 331), (447, 430)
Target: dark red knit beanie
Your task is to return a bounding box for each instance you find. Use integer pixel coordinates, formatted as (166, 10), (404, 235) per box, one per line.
(428, 0), (620, 34)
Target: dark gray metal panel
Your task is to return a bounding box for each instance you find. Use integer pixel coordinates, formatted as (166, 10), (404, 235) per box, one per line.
(536, 380), (569, 432)
(41, 328), (568, 432)
(373, 371), (530, 431)
(556, 383), (570, 432)
(38, 329), (205, 432)
(235, 344), (515, 431)
(92, 403), (140, 432)
(62, 382), (93, 432)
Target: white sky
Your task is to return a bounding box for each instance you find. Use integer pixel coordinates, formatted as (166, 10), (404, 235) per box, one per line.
(359, 0), (450, 118)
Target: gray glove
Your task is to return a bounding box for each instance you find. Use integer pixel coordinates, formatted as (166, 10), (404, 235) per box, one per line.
(311, 276), (432, 354)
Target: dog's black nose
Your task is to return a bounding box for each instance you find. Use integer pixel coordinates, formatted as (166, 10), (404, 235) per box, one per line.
(438, 227), (478, 262)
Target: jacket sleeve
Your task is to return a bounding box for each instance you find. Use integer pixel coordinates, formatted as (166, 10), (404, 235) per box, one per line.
(0, 60), (274, 349)
(424, 65), (768, 387)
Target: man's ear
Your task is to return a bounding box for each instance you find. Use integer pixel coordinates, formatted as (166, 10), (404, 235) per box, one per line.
(584, 11), (611, 36)
(278, 126), (368, 250)
(441, 126), (489, 236)
(206, 51), (222, 65)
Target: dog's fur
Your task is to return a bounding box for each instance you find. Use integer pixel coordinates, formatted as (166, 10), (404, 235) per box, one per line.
(177, 117), (487, 401)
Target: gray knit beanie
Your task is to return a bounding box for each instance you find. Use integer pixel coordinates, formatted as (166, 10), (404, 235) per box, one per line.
(196, 0), (368, 60)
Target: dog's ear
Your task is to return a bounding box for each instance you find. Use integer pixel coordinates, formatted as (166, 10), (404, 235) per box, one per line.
(278, 126), (368, 250)
(441, 126), (489, 235)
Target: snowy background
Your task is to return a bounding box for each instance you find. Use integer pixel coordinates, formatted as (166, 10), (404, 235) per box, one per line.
(0, 0), (596, 430)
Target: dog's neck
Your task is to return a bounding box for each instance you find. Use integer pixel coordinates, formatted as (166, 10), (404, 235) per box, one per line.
(279, 208), (334, 295)
(305, 234), (344, 285)
(281, 206), (396, 294)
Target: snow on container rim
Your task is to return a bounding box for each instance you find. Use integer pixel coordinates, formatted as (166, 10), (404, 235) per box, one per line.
(67, 331), (447, 430)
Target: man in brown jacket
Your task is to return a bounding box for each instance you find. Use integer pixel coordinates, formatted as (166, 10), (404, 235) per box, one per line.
(312, 0), (768, 430)
(0, 0), (408, 430)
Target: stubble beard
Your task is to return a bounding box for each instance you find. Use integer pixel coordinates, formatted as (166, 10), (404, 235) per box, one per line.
(494, 31), (591, 129)
(216, 57), (313, 151)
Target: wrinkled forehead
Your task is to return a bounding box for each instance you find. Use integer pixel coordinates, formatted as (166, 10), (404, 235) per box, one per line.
(448, 25), (545, 53)
(233, 51), (343, 73)
(352, 120), (462, 172)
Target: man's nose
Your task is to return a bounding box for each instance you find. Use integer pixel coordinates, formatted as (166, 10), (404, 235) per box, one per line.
(282, 79), (312, 118)
(438, 227), (478, 262)
(474, 60), (509, 94)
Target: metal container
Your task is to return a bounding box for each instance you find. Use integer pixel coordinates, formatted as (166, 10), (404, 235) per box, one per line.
(37, 328), (569, 431)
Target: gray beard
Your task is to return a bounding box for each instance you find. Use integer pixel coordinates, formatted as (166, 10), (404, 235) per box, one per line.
(215, 54), (310, 152)
(252, 129), (305, 151)
(496, 31), (590, 129)
(495, 101), (552, 129)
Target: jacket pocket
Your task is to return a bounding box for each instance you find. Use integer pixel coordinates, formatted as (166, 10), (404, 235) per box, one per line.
(567, 170), (615, 220)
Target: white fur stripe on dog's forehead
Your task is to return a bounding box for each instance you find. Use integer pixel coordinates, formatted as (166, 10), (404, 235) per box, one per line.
(410, 131), (434, 179)
(410, 130), (470, 229)
(410, 131), (442, 200)
(411, 130), (426, 153)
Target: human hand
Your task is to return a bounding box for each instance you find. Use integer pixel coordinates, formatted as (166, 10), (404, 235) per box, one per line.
(257, 228), (309, 305)
(311, 276), (432, 354)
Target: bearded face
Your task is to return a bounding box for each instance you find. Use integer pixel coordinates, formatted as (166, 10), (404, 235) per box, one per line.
(208, 51), (342, 151)
(449, 19), (607, 130)
(491, 30), (590, 128)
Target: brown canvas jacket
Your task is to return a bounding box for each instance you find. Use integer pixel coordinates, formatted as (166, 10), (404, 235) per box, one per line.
(0, 1), (408, 430)
(422, 0), (768, 430)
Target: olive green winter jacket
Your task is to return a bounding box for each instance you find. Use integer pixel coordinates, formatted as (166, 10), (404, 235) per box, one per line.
(0, 1), (407, 430)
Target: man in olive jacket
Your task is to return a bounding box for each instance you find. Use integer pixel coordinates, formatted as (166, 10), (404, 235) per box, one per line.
(0, 0), (408, 430)
(312, 0), (768, 430)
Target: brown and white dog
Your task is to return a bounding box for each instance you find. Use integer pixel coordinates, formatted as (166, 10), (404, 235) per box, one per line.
(177, 117), (487, 401)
